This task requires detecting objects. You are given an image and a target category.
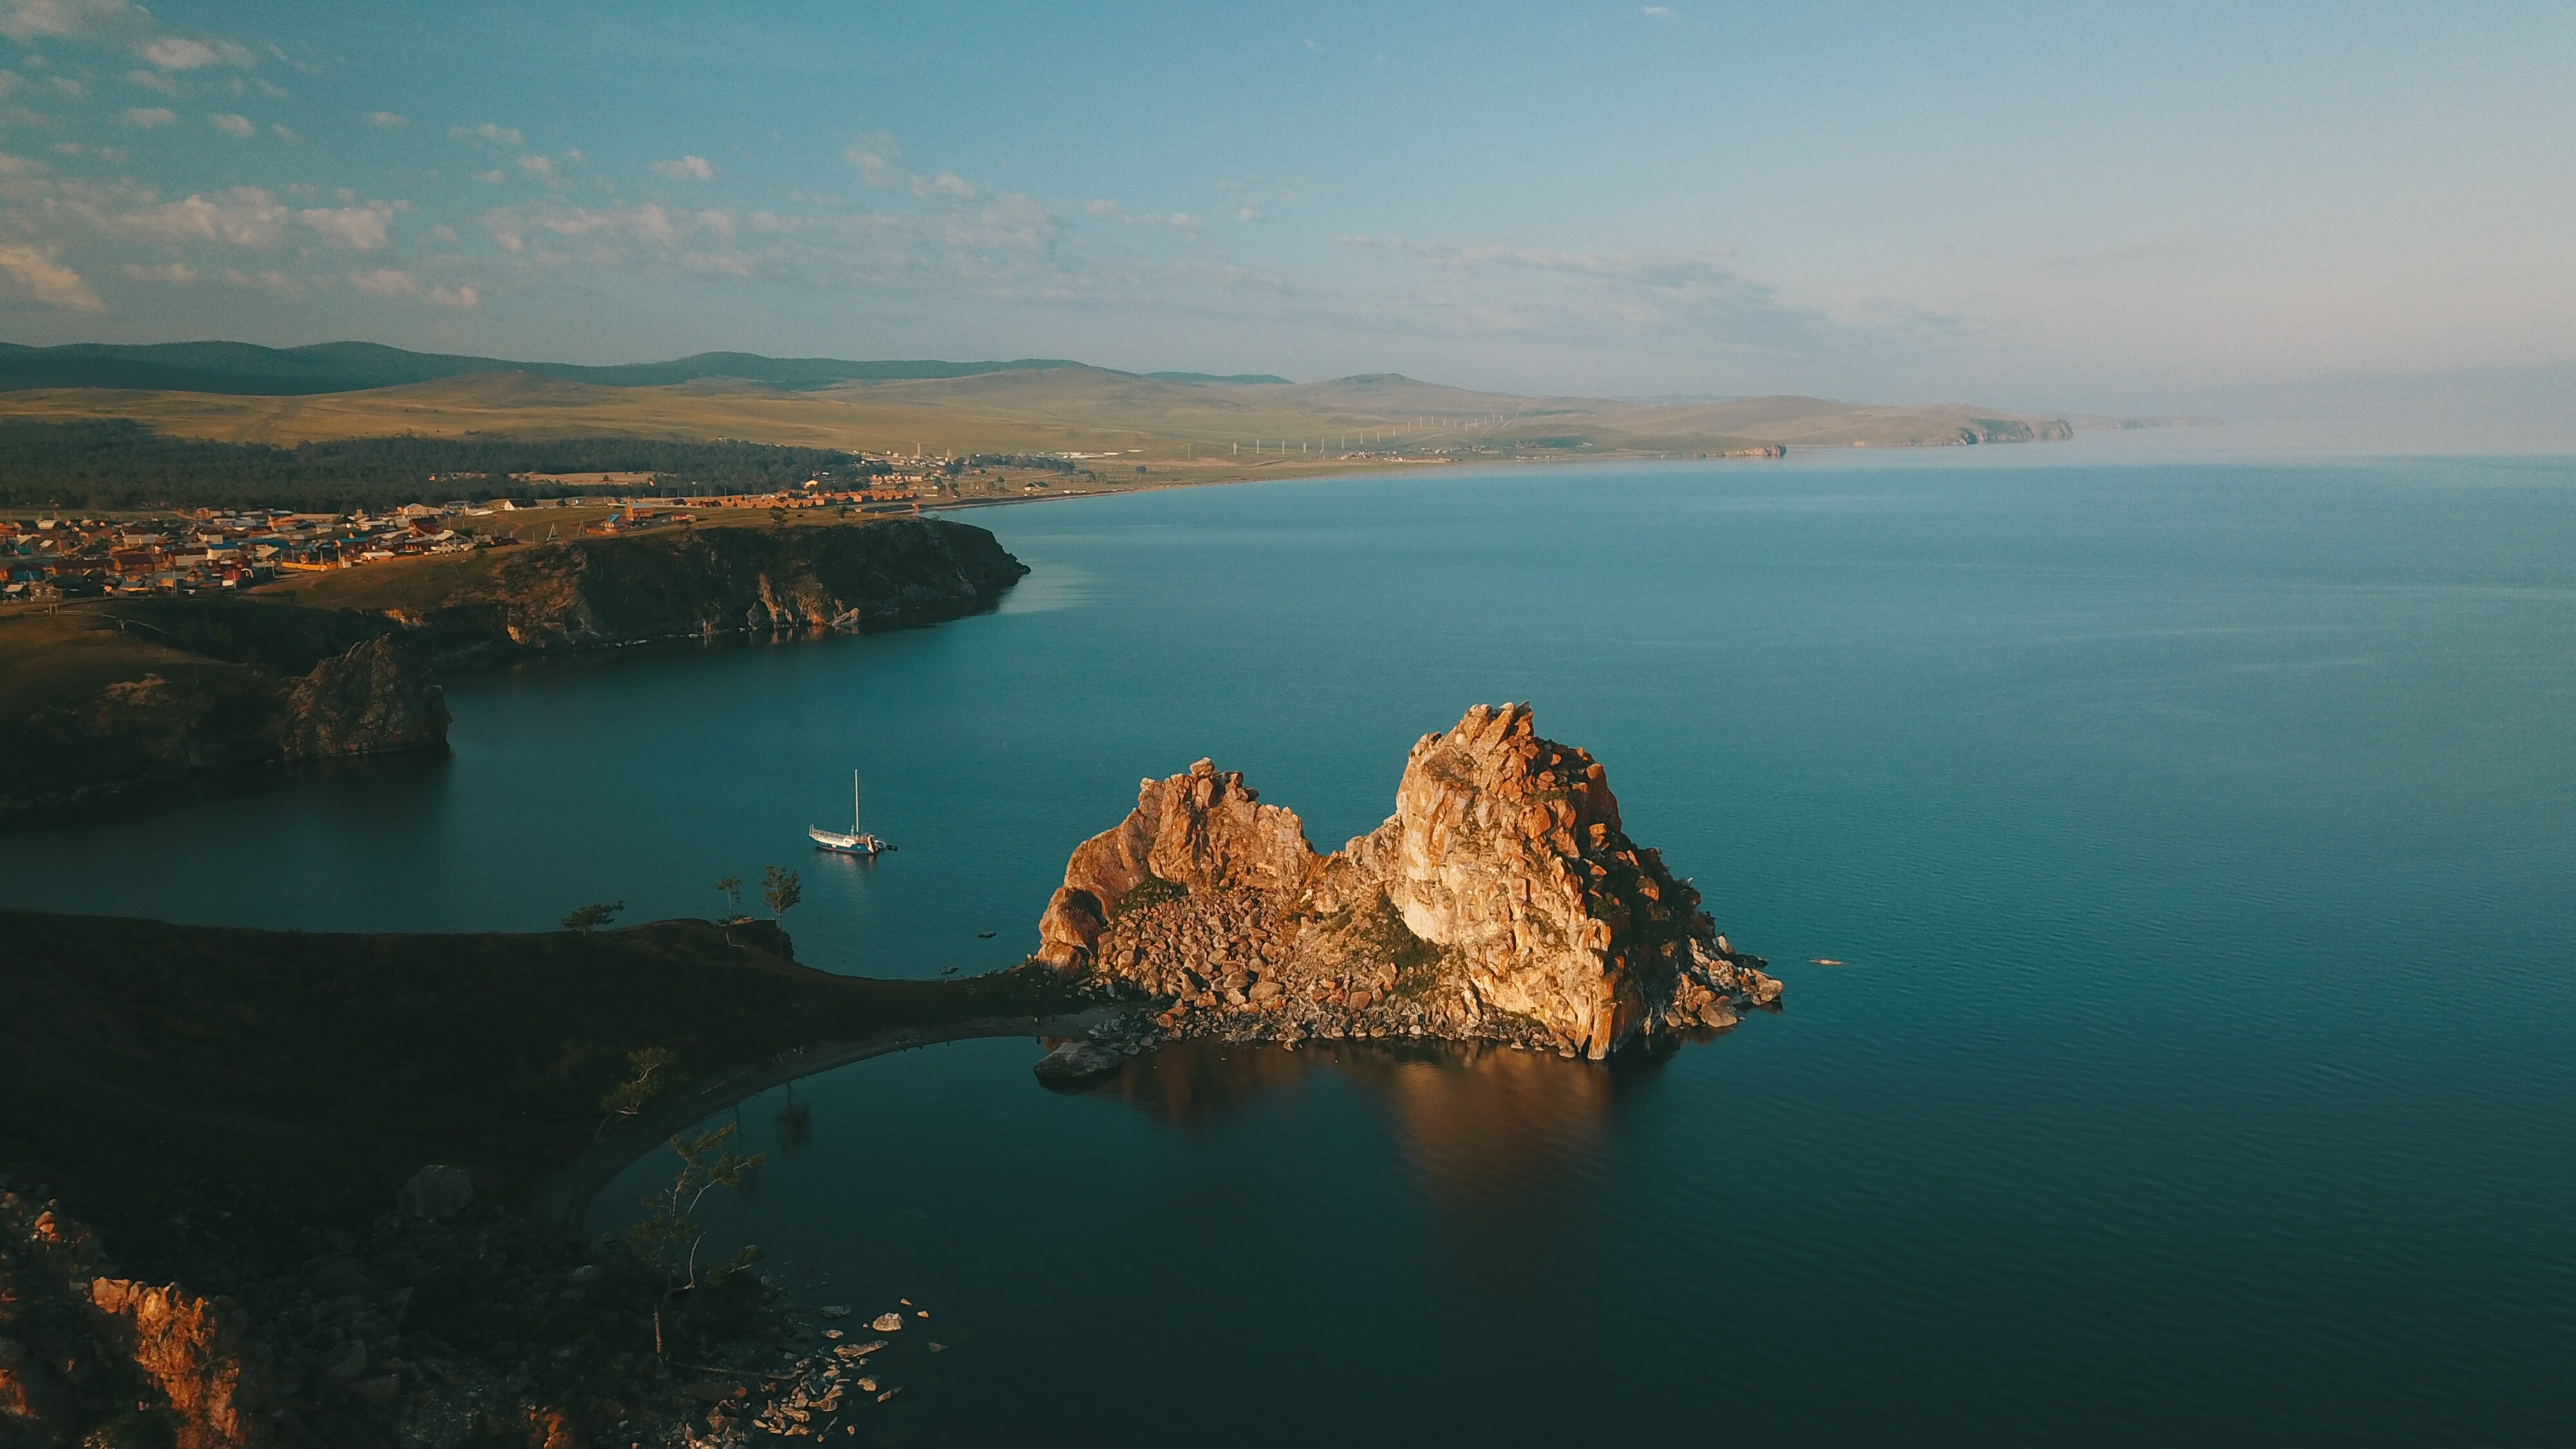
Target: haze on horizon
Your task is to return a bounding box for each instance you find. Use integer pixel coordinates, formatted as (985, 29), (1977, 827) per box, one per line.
(0, 0), (2570, 423)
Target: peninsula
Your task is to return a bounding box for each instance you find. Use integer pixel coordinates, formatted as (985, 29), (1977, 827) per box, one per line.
(1035, 703), (1780, 1059)
(0, 515), (1026, 815)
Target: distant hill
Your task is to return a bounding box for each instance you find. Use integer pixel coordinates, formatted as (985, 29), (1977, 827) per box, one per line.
(0, 340), (1103, 397)
(0, 339), (2093, 462)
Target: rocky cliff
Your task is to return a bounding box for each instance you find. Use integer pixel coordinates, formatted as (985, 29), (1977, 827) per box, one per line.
(0, 603), (448, 817)
(1034, 704), (1778, 1058)
(374, 517), (1028, 659)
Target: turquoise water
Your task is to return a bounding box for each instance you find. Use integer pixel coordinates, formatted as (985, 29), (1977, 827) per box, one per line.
(8, 444), (2576, 1441)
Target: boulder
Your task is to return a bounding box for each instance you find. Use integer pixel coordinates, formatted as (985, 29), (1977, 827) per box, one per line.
(1032, 1041), (1126, 1083)
(397, 1164), (475, 1221)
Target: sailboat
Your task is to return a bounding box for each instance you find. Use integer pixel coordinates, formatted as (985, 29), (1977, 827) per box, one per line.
(809, 770), (893, 856)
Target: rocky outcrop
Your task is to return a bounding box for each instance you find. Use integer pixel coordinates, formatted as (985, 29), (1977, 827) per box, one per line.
(383, 518), (1028, 660)
(1034, 704), (1778, 1058)
(0, 605), (449, 817)
(279, 636), (450, 759)
(86, 1280), (261, 1449)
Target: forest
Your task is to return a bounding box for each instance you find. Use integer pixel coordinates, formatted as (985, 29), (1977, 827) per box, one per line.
(0, 420), (883, 511)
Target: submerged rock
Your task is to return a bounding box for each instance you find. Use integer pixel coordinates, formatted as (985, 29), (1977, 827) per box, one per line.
(1032, 1040), (1126, 1083)
(1032, 704), (1779, 1059)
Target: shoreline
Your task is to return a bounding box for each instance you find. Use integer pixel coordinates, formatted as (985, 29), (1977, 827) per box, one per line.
(530, 1004), (1128, 1237)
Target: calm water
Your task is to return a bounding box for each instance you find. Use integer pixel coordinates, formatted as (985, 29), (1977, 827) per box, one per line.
(8, 443), (2576, 1443)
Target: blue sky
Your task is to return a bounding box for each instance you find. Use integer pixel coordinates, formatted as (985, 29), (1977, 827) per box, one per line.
(0, 1), (2570, 410)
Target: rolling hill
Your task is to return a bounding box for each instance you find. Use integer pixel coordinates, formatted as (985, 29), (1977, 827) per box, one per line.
(0, 340), (2083, 466)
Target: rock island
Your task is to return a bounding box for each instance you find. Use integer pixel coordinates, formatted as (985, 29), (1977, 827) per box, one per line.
(1034, 703), (1779, 1058)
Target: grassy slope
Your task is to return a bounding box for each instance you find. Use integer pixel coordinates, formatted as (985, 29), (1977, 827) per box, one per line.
(0, 609), (246, 716)
(0, 909), (1082, 1251)
(0, 365), (2067, 458)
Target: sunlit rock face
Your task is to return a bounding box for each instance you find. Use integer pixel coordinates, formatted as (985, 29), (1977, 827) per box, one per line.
(1033, 704), (1778, 1058)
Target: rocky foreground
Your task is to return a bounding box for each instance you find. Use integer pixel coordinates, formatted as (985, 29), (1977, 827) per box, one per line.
(1035, 703), (1779, 1060)
(0, 909), (1086, 1446)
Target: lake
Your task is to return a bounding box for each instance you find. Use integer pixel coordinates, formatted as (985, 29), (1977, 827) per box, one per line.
(7, 442), (2574, 1443)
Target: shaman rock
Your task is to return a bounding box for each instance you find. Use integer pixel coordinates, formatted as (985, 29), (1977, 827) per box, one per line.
(1033, 704), (1777, 1058)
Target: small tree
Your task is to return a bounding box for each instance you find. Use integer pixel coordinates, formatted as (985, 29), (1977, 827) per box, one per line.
(627, 1124), (765, 1356)
(562, 900), (624, 934)
(713, 875), (743, 918)
(761, 865), (802, 922)
(598, 1045), (675, 1132)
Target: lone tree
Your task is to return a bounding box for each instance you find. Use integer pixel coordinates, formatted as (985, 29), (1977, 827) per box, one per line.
(598, 1045), (675, 1132)
(713, 875), (743, 918)
(562, 900), (624, 934)
(761, 865), (802, 922)
(627, 1124), (765, 1356)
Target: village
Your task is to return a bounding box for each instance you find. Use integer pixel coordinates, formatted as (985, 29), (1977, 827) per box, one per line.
(0, 472), (946, 605)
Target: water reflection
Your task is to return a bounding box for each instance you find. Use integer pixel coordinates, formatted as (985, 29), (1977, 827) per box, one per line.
(1103, 1037), (1685, 1213)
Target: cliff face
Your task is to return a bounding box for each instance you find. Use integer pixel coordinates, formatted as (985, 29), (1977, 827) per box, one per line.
(0, 605), (448, 817)
(388, 518), (1029, 658)
(278, 636), (450, 759)
(1035, 705), (1778, 1058)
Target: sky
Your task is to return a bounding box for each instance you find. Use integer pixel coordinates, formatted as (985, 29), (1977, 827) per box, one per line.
(0, 0), (2570, 412)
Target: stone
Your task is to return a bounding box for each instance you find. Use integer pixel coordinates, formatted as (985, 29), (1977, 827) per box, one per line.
(349, 1372), (402, 1403)
(310, 1259), (370, 1298)
(319, 1338), (368, 1385)
(868, 1314), (904, 1333)
(1029, 705), (1780, 1058)
(819, 1305), (850, 1319)
(397, 1164), (475, 1221)
(1032, 1040), (1124, 1083)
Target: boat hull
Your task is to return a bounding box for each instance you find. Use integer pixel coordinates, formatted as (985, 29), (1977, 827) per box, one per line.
(809, 826), (891, 855)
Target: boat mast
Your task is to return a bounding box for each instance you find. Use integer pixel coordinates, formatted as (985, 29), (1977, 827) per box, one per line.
(852, 769), (863, 835)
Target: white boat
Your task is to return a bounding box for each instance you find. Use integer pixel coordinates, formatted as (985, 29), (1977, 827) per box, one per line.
(809, 770), (893, 855)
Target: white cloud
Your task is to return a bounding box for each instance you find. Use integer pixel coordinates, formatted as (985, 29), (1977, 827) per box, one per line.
(844, 134), (985, 204)
(0, 0), (146, 45)
(471, 169), (505, 184)
(365, 110), (408, 130)
(1641, 6), (1676, 18)
(0, 149), (30, 175)
(299, 202), (390, 251)
(118, 105), (174, 127)
(428, 283), (477, 308)
(516, 154), (556, 181)
(269, 123), (297, 143)
(220, 266), (296, 292)
(122, 66), (181, 95)
(650, 155), (715, 182)
(450, 121), (523, 146)
(143, 34), (252, 70)
(123, 260), (196, 281)
(209, 111), (252, 137)
(346, 267), (414, 296)
(117, 185), (289, 247)
(0, 244), (104, 310)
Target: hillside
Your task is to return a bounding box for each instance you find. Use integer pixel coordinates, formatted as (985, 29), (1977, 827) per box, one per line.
(0, 339), (1112, 396)
(0, 356), (2077, 460)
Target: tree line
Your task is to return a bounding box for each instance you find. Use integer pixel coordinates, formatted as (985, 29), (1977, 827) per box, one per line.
(0, 419), (887, 512)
